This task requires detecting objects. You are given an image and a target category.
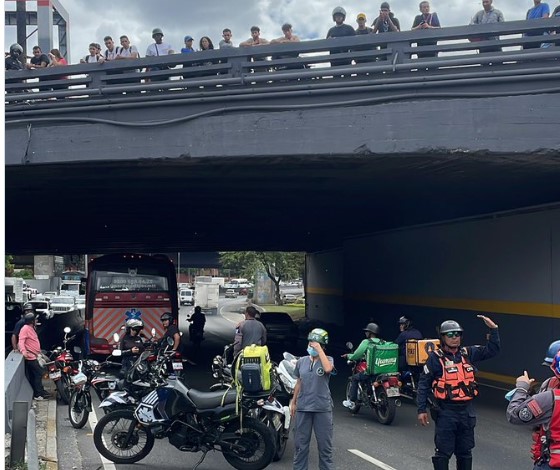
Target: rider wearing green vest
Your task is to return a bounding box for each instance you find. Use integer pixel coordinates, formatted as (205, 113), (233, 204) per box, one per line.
(342, 323), (382, 409)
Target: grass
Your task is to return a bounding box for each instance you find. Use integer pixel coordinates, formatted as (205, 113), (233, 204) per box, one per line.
(259, 304), (306, 322)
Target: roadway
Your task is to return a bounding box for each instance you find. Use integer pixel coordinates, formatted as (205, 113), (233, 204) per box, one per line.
(56, 297), (532, 470)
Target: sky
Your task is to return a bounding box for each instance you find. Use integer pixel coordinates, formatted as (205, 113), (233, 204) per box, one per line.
(3, 0), (554, 63)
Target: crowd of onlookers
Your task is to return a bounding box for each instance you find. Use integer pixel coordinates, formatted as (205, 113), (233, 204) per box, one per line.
(6, 0), (560, 72)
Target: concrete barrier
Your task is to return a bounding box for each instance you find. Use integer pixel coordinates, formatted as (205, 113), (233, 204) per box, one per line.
(5, 351), (33, 433)
(27, 408), (39, 470)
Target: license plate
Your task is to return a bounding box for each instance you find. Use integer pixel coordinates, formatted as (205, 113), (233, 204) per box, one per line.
(386, 387), (400, 398)
(49, 371), (61, 380)
(172, 362), (183, 370)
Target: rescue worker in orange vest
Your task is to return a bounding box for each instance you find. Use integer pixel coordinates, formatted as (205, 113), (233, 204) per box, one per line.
(506, 340), (560, 469)
(417, 316), (500, 470)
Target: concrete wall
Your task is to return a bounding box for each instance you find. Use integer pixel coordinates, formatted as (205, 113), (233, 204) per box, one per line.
(306, 250), (344, 325)
(5, 351), (33, 433)
(307, 205), (560, 384)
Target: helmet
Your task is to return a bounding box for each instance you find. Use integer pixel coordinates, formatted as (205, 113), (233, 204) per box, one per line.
(23, 302), (35, 312)
(194, 306), (202, 314)
(152, 28), (164, 38)
(23, 312), (36, 324)
(308, 328), (329, 345)
(363, 322), (380, 335)
(10, 43), (23, 56)
(398, 316), (411, 329)
(160, 312), (173, 322)
(543, 340), (560, 365)
(126, 318), (144, 330)
(439, 320), (463, 335)
(332, 6), (347, 19)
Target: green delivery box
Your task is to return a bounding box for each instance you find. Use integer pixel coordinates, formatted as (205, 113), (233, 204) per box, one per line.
(367, 341), (399, 375)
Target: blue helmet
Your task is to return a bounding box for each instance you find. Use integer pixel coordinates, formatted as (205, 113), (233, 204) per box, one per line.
(543, 340), (560, 365)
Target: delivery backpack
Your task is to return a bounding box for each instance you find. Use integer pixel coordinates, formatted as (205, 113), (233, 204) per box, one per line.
(237, 344), (273, 393)
(365, 339), (399, 375)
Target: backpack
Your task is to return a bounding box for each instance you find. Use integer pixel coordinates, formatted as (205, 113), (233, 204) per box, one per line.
(365, 338), (399, 375)
(237, 344), (273, 392)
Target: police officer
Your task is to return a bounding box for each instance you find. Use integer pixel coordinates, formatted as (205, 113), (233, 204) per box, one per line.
(233, 306), (267, 357)
(395, 315), (424, 369)
(506, 340), (560, 469)
(417, 315), (500, 470)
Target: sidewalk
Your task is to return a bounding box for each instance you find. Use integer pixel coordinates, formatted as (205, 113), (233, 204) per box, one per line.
(4, 378), (58, 470)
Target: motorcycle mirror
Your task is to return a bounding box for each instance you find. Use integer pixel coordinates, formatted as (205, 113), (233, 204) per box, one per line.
(179, 331), (183, 336)
(113, 333), (119, 343)
(346, 342), (354, 350)
(73, 346), (82, 354)
(151, 327), (156, 337)
(112, 349), (122, 357)
(63, 327), (71, 334)
(167, 336), (174, 346)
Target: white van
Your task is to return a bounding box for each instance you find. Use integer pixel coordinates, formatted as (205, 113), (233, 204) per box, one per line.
(179, 289), (194, 306)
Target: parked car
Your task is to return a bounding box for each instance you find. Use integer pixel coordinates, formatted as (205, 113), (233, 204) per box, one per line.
(282, 293), (298, 304)
(50, 296), (77, 314)
(179, 289), (194, 306)
(224, 289), (238, 299)
(258, 312), (298, 348)
(76, 295), (86, 310)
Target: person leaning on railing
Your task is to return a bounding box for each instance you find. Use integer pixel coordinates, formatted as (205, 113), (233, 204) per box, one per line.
(412, 1), (441, 58)
(469, 0), (505, 54)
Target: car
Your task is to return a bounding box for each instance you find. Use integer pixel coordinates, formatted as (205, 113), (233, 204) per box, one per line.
(179, 289), (194, 306)
(258, 312), (298, 347)
(76, 295), (86, 310)
(225, 289), (238, 299)
(50, 296), (77, 314)
(27, 299), (53, 320)
(282, 293), (298, 304)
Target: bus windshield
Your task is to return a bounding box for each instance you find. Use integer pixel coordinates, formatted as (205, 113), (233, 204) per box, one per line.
(95, 271), (169, 292)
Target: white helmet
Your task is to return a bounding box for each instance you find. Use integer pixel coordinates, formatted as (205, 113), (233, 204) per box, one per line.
(332, 6), (347, 19)
(126, 318), (144, 330)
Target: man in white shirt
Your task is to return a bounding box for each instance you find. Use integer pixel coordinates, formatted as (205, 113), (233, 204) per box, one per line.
(146, 28), (175, 57)
(116, 35), (139, 59)
(103, 36), (118, 61)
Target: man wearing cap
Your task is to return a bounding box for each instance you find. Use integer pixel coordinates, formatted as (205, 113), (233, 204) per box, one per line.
(181, 36), (195, 54)
(356, 13), (373, 34)
(146, 28), (175, 80)
(372, 2), (401, 33)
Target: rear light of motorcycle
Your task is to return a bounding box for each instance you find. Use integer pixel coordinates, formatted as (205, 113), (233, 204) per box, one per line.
(388, 377), (399, 387)
(63, 366), (72, 373)
(173, 352), (181, 358)
(48, 365), (57, 372)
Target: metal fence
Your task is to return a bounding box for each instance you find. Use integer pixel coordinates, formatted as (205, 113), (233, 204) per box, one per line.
(5, 18), (560, 111)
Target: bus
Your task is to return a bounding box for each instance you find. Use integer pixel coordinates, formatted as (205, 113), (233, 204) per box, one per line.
(60, 270), (86, 297)
(84, 253), (178, 355)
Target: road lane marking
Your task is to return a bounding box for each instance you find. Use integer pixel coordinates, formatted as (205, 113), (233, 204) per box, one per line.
(348, 449), (398, 470)
(88, 404), (117, 470)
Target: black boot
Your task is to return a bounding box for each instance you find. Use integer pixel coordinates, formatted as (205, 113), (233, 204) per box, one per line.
(456, 457), (472, 470)
(432, 456), (450, 470)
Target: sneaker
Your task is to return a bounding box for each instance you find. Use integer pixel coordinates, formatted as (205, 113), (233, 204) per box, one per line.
(342, 400), (355, 409)
(33, 395), (44, 401)
(41, 392), (51, 399)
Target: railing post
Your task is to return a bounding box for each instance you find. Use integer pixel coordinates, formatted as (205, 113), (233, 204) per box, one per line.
(229, 56), (247, 79)
(387, 39), (408, 68)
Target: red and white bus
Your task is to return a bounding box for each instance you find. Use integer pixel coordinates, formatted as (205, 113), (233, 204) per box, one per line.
(84, 253), (178, 355)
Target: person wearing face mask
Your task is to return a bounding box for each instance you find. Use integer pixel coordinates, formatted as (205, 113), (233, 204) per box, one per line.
(291, 328), (335, 470)
(341, 322), (382, 409)
(417, 316), (500, 470)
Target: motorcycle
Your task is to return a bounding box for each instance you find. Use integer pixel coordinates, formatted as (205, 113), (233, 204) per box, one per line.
(68, 355), (122, 429)
(210, 344), (292, 461)
(94, 336), (277, 470)
(344, 342), (401, 425)
(45, 326), (79, 404)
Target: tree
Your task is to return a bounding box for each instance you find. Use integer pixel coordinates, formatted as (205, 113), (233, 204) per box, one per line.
(5, 255), (14, 276)
(219, 252), (305, 305)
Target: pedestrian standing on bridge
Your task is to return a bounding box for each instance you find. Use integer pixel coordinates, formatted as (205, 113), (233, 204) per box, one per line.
(524, 0), (551, 49)
(18, 313), (50, 400)
(291, 328), (335, 470)
(506, 340), (560, 469)
(417, 316), (500, 470)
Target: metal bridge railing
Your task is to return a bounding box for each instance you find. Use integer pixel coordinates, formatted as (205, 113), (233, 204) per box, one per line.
(5, 18), (560, 110)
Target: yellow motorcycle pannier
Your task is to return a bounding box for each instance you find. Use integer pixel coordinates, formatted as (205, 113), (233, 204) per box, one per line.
(239, 344), (272, 392)
(406, 339), (440, 366)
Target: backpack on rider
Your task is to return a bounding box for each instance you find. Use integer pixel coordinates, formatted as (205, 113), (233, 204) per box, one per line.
(365, 338), (399, 375)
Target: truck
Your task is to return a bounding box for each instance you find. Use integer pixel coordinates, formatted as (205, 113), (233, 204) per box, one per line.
(5, 277), (28, 303)
(194, 276), (219, 315)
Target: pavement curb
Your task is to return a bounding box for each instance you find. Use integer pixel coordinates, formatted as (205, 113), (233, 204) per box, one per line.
(45, 399), (57, 470)
(37, 379), (58, 470)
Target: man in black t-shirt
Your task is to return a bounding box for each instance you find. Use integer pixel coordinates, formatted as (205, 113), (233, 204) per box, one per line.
(372, 2), (401, 33)
(27, 46), (50, 69)
(327, 6), (356, 67)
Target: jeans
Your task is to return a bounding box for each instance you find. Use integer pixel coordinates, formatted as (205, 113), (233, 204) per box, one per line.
(25, 359), (46, 397)
(348, 372), (370, 402)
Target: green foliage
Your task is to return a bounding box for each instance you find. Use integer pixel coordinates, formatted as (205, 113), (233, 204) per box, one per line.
(17, 268), (34, 279)
(5, 255), (15, 276)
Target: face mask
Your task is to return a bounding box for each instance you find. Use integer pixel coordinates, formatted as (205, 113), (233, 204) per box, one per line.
(504, 389), (516, 402)
(307, 346), (319, 357)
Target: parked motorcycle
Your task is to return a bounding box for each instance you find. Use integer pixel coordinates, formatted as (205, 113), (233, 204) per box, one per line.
(344, 342), (401, 425)
(94, 337), (276, 469)
(68, 355), (122, 428)
(45, 326), (79, 404)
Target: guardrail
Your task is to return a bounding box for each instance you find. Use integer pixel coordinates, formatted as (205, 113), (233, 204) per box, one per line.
(5, 18), (560, 114)
(5, 351), (33, 433)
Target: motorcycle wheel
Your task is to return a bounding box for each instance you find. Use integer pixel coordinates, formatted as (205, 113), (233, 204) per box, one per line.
(68, 390), (90, 429)
(273, 427), (288, 462)
(93, 409), (154, 464)
(55, 375), (71, 404)
(345, 381), (361, 414)
(374, 389), (397, 425)
(221, 417), (275, 470)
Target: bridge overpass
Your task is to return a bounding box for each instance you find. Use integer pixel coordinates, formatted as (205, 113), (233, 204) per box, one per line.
(6, 19), (560, 384)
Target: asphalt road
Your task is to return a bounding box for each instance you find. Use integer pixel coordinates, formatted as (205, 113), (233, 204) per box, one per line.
(57, 298), (533, 470)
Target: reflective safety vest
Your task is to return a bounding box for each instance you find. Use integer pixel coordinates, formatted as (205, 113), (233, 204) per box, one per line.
(532, 388), (560, 467)
(432, 348), (478, 402)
